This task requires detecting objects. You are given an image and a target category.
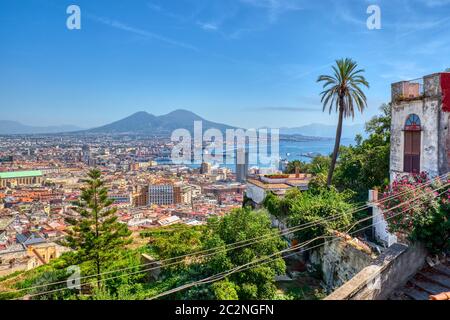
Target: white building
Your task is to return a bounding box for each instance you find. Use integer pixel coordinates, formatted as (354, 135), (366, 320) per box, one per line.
(148, 184), (176, 205)
(373, 72), (450, 247)
(390, 72), (450, 180)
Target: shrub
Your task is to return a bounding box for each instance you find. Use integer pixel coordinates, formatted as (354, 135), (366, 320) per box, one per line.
(381, 173), (450, 253)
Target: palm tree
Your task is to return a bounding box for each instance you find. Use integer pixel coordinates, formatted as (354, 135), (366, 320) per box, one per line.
(317, 58), (369, 187)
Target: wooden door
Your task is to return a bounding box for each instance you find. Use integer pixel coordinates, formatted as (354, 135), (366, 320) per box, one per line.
(404, 131), (421, 173)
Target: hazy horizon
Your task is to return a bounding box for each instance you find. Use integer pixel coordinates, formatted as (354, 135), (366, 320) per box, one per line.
(0, 108), (366, 132)
(2, 0), (450, 129)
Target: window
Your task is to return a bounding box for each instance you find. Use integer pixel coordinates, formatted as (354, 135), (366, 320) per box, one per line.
(404, 114), (421, 173)
(405, 114), (421, 130)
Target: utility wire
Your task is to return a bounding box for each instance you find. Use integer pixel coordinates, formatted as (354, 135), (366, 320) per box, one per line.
(6, 173), (448, 297)
(147, 185), (450, 300)
(19, 181), (450, 300)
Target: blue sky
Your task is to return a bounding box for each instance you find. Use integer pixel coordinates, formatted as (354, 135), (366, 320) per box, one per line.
(1, 0), (450, 129)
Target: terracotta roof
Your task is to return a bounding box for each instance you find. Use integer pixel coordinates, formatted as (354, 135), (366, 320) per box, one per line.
(247, 179), (291, 190)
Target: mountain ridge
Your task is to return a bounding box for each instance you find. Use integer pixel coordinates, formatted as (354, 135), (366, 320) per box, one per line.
(84, 109), (235, 134)
(0, 120), (82, 135)
(0, 110), (365, 139)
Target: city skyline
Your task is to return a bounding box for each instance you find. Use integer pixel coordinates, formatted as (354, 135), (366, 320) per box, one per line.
(1, 0), (450, 129)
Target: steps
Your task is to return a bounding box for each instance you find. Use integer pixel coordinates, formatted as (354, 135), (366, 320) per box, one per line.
(395, 262), (450, 300)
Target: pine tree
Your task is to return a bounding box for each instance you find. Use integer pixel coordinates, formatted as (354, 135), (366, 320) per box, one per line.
(65, 169), (132, 289)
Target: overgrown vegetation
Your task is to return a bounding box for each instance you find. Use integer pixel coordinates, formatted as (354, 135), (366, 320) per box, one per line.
(142, 208), (287, 300)
(1, 208), (288, 300)
(264, 188), (354, 245)
(381, 173), (450, 254)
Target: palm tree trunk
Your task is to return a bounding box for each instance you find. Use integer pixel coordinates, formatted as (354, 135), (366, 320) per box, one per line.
(327, 103), (344, 187)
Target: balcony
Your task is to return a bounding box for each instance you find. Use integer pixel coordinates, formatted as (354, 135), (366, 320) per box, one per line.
(392, 78), (424, 103)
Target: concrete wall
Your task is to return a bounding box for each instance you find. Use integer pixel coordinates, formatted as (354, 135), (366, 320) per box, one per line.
(322, 239), (374, 290)
(390, 73), (450, 180)
(372, 205), (397, 247)
(390, 98), (440, 180)
(324, 243), (428, 300)
(309, 238), (375, 291)
(438, 113), (450, 174)
(245, 183), (266, 205)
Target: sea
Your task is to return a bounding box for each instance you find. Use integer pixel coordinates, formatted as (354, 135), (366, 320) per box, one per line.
(159, 137), (355, 172)
(279, 137), (354, 163)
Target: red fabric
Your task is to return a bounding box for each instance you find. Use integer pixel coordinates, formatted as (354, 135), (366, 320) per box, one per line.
(441, 73), (450, 112)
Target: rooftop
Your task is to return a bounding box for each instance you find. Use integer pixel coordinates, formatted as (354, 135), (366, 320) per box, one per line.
(0, 170), (43, 179)
(248, 173), (313, 190)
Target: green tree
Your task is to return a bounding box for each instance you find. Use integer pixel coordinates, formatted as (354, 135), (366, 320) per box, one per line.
(284, 160), (308, 174)
(212, 280), (239, 300)
(317, 58), (369, 186)
(284, 157), (330, 175)
(307, 156), (331, 175)
(146, 208), (287, 300)
(333, 103), (392, 202)
(264, 188), (354, 245)
(65, 169), (132, 289)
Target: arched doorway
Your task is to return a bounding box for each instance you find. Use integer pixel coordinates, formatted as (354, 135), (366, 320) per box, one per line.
(404, 114), (421, 173)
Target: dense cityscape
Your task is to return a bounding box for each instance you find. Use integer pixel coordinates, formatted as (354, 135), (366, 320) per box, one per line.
(0, 133), (257, 275)
(1, 2), (450, 315)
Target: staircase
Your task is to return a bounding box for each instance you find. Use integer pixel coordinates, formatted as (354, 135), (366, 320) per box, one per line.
(392, 259), (450, 300)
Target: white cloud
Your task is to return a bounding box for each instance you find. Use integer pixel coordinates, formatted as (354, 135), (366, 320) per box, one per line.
(90, 15), (199, 52)
(197, 22), (219, 31)
(239, 0), (303, 23)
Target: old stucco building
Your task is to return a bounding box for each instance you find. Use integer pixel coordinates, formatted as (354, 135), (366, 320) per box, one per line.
(371, 72), (450, 247)
(390, 72), (450, 181)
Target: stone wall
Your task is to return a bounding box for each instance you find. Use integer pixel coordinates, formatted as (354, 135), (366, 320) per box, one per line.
(310, 237), (375, 291)
(439, 113), (450, 174)
(390, 73), (450, 179)
(390, 98), (441, 180)
(324, 243), (428, 300)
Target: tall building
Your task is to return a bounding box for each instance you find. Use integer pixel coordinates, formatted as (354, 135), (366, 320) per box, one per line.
(81, 145), (90, 163)
(200, 162), (212, 174)
(390, 72), (450, 180)
(132, 185), (149, 207)
(180, 186), (193, 205)
(81, 145), (96, 167)
(148, 184), (174, 205)
(148, 183), (183, 205)
(235, 149), (249, 183)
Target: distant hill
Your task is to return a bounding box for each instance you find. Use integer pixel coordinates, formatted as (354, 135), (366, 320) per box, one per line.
(84, 109), (235, 134)
(0, 112), (365, 139)
(0, 120), (82, 135)
(280, 123), (365, 139)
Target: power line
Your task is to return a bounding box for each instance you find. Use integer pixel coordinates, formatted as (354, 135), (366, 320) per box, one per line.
(147, 185), (450, 300)
(18, 181), (449, 300)
(6, 173), (448, 297)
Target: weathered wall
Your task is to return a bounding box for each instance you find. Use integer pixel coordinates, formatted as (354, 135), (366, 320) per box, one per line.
(438, 113), (450, 174)
(310, 238), (375, 291)
(372, 204), (397, 247)
(390, 99), (440, 180)
(245, 183), (266, 205)
(390, 73), (450, 180)
(324, 243), (428, 300)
